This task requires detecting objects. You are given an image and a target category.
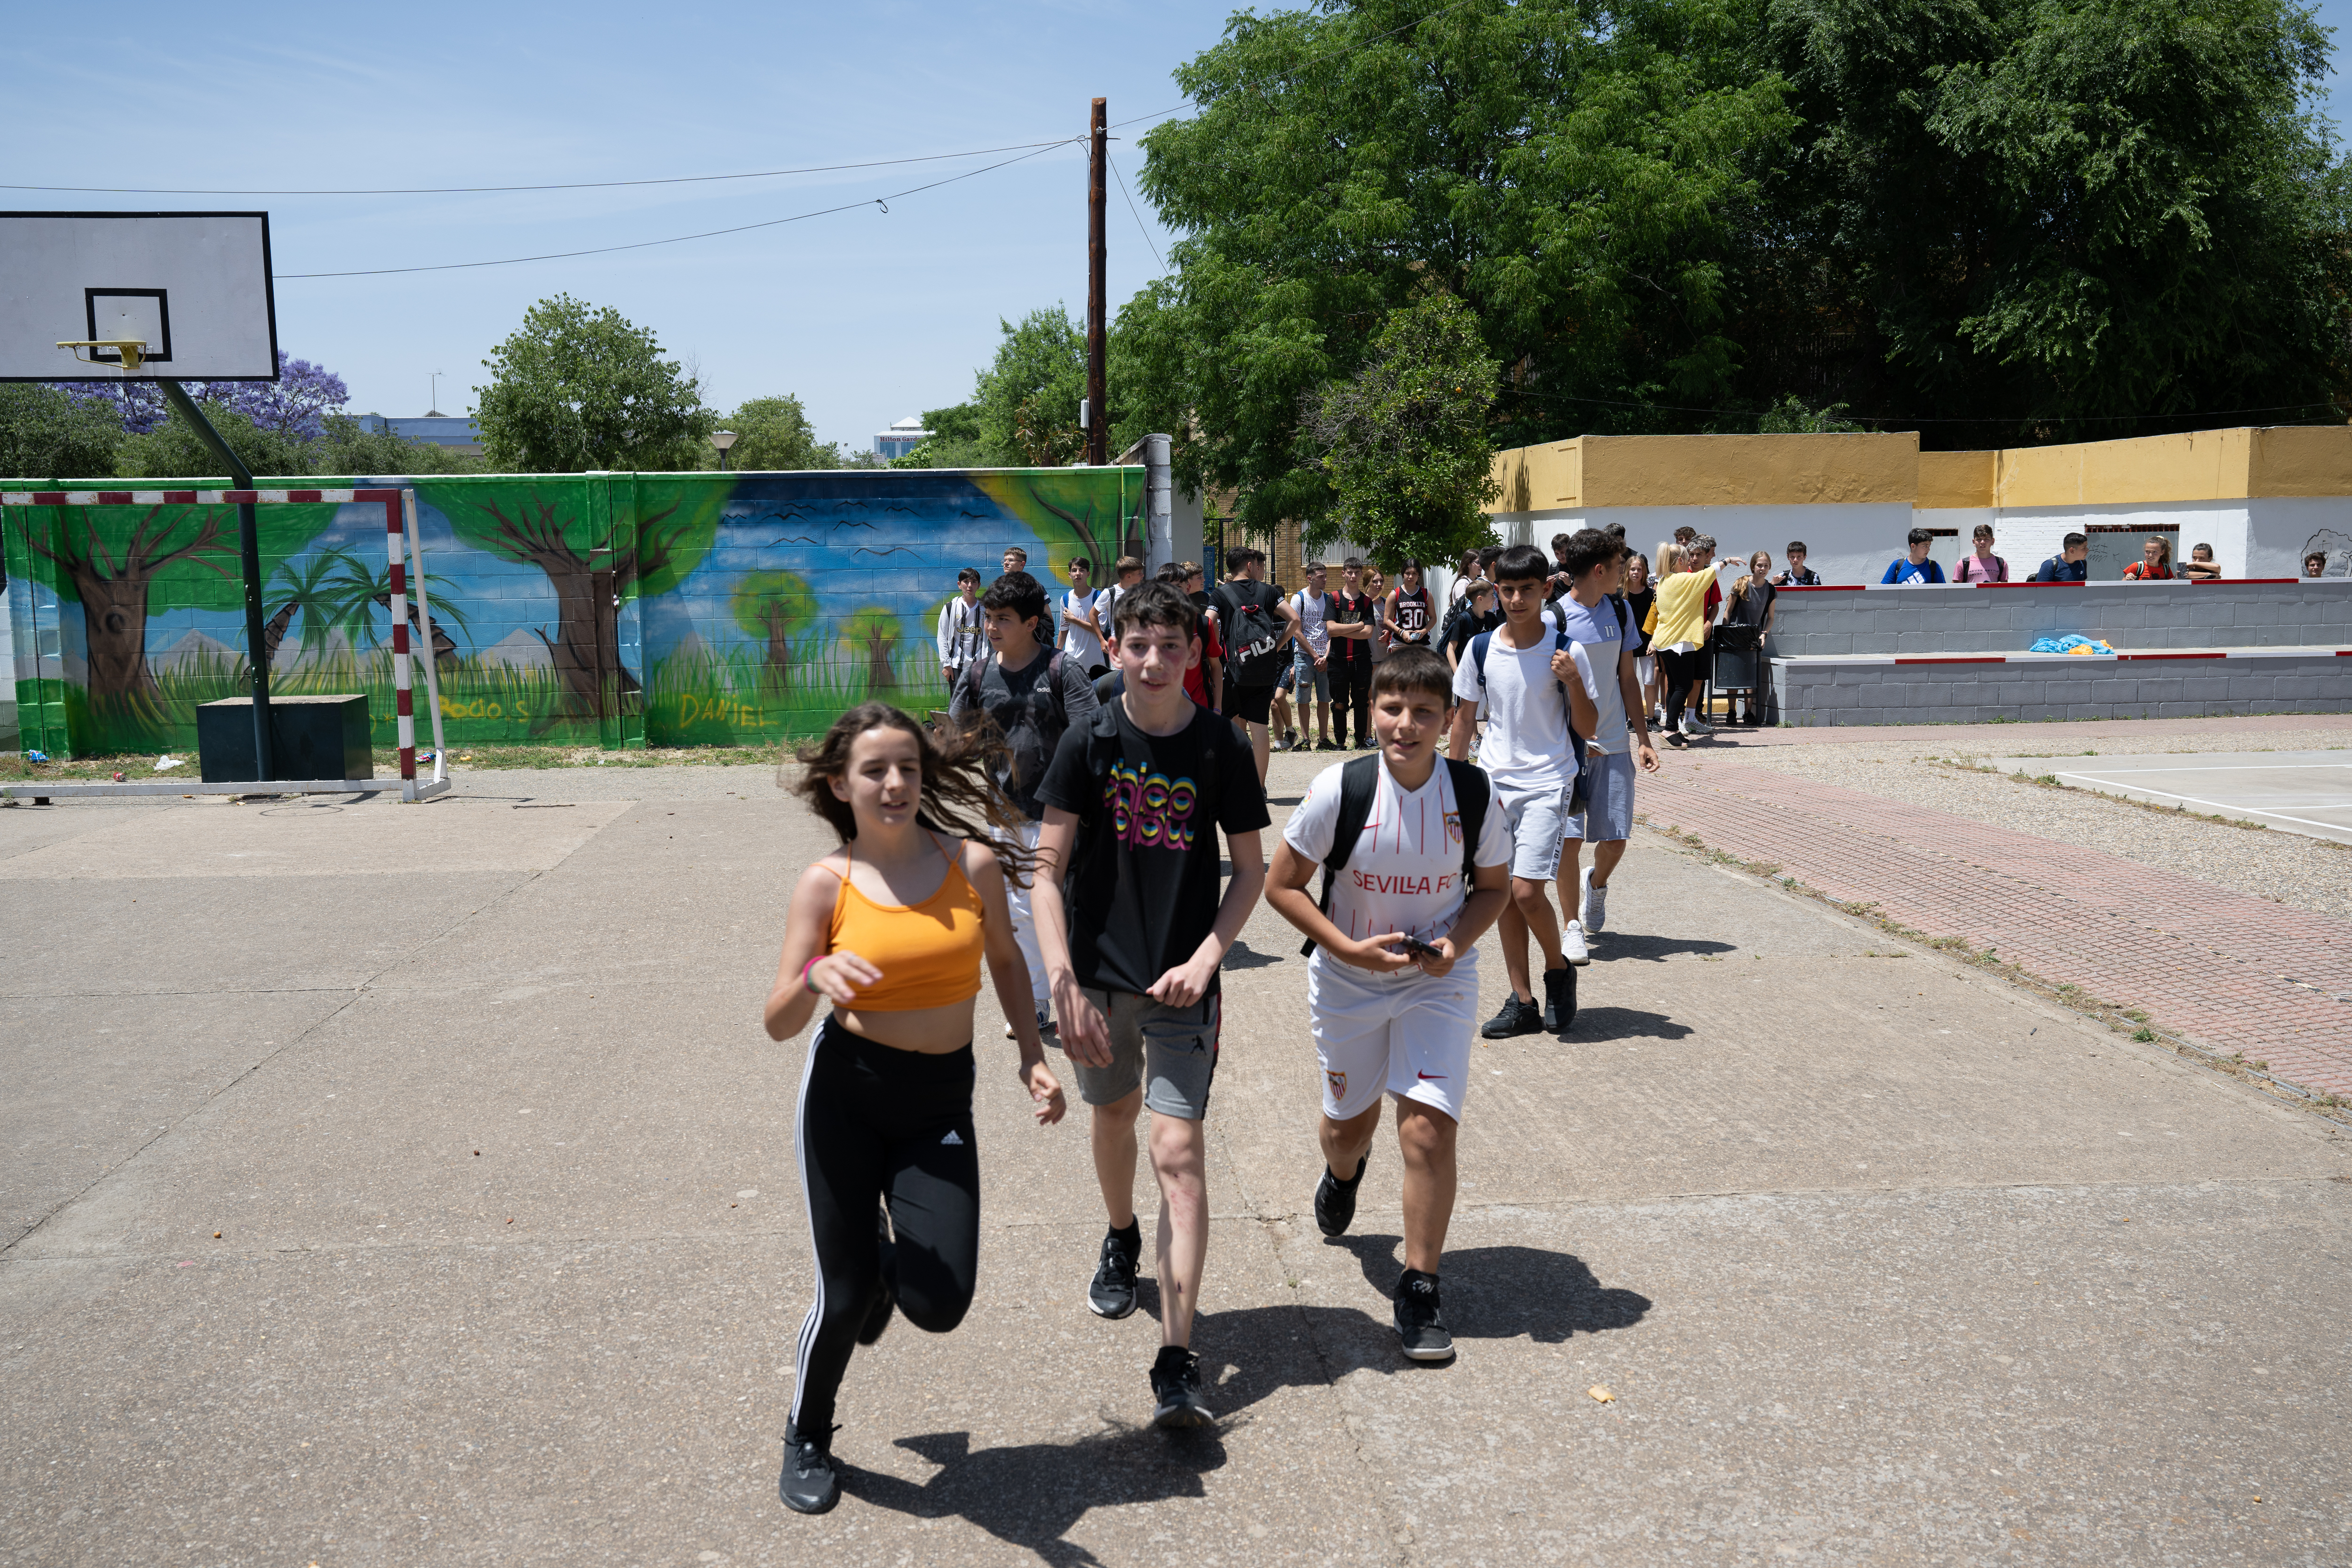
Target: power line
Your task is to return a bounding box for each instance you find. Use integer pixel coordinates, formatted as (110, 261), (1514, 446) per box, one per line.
(2, 137), (1084, 197)
(1105, 146), (1164, 271)
(273, 141), (1078, 279)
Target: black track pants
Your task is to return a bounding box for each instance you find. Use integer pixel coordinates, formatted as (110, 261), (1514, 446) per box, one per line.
(1332, 657), (1372, 746)
(791, 1019), (981, 1436)
(1660, 648), (1706, 727)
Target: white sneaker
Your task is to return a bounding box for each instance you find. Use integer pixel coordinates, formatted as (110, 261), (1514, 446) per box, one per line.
(1684, 715), (1715, 736)
(1561, 918), (1591, 966)
(1581, 867), (1607, 933)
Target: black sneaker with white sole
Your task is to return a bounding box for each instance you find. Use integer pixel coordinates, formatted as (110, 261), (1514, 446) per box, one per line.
(1150, 1345), (1215, 1428)
(1393, 1269), (1455, 1361)
(1314, 1154), (1367, 1237)
(1087, 1224), (1142, 1319)
(1542, 965), (1577, 1036)
(779, 1420), (841, 1514)
(1480, 995), (1543, 1039)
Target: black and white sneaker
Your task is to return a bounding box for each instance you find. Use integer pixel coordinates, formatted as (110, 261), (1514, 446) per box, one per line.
(1150, 1345), (1215, 1428)
(858, 1207), (895, 1346)
(1480, 996), (1543, 1039)
(1087, 1226), (1141, 1319)
(1393, 1269), (1455, 1361)
(779, 1420), (841, 1514)
(1314, 1154), (1367, 1237)
(1542, 965), (1578, 1036)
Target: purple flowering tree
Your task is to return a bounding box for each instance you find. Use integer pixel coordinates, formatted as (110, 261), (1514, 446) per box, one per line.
(52, 353), (350, 439)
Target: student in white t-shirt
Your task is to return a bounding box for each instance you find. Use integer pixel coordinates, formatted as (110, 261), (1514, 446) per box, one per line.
(1448, 545), (1597, 1041)
(1059, 556), (1113, 678)
(1268, 645), (1511, 1364)
(1547, 528), (1661, 959)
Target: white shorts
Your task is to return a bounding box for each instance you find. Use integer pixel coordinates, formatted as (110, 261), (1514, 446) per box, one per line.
(1308, 955), (1479, 1123)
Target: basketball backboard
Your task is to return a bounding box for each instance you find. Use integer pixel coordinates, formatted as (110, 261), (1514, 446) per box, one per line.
(0, 211), (278, 382)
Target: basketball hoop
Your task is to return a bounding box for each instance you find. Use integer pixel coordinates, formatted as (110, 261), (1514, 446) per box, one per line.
(54, 338), (152, 373)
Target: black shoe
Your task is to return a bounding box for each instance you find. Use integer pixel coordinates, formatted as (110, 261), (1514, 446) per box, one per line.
(1150, 1345), (1215, 1428)
(1283, 728), (1299, 751)
(858, 1206), (895, 1346)
(1480, 996), (1543, 1039)
(1318, 739), (1340, 751)
(779, 1421), (841, 1514)
(1393, 1269), (1455, 1361)
(1314, 1154), (1367, 1237)
(1542, 965), (1577, 1036)
(1087, 1226), (1141, 1320)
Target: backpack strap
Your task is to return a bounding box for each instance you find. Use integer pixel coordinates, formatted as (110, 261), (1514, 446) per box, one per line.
(1045, 650), (1066, 727)
(1444, 758), (1491, 890)
(1470, 629), (1493, 688)
(1302, 754), (1383, 956)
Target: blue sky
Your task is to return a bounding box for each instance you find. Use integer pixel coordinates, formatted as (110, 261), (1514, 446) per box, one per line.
(7, 0), (2344, 455)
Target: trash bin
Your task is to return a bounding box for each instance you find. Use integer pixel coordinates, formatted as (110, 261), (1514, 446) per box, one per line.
(196, 695), (372, 783)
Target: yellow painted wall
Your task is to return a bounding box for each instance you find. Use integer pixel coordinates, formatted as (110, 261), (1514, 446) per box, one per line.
(1580, 433), (1917, 506)
(2249, 426), (2352, 497)
(1917, 450), (1995, 509)
(1490, 440), (1581, 511)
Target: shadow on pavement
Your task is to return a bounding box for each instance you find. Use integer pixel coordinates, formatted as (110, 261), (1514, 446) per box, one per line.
(1221, 937), (1286, 971)
(1326, 1232), (1653, 1343)
(1567, 1004), (1695, 1041)
(1593, 932), (1738, 963)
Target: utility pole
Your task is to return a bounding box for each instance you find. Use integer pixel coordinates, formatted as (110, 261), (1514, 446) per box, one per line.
(1087, 96), (1108, 467)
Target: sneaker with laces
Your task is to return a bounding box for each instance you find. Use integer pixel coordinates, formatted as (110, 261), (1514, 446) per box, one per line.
(1480, 995), (1543, 1039)
(1314, 1153), (1367, 1237)
(1561, 918), (1591, 966)
(858, 1207), (895, 1346)
(1582, 871), (1608, 934)
(1150, 1345), (1215, 1428)
(1685, 715), (1716, 736)
(1393, 1269), (1455, 1361)
(1542, 965), (1577, 1036)
(1087, 1226), (1141, 1319)
(779, 1421), (841, 1514)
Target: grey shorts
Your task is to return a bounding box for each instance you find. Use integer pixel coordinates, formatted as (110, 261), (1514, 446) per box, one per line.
(1292, 651), (1332, 701)
(1059, 989), (1221, 1119)
(1565, 749), (1636, 844)
(1494, 778), (1570, 882)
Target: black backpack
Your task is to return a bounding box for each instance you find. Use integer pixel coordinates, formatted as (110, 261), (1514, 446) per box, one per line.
(955, 649), (1068, 789)
(1300, 755), (1492, 956)
(1215, 579), (1287, 685)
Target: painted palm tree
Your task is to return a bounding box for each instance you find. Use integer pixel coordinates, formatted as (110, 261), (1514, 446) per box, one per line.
(318, 551), (470, 670)
(263, 548), (372, 673)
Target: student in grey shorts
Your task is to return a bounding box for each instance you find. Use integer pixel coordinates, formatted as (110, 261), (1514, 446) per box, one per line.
(1548, 529), (1661, 956)
(1032, 581), (1270, 1429)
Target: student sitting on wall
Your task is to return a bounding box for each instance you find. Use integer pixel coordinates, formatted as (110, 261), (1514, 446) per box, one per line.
(2034, 533), (2090, 582)
(1773, 541), (1820, 586)
(2183, 543), (2222, 581)
(1881, 527), (1947, 585)
(2122, 535), (2174, 580)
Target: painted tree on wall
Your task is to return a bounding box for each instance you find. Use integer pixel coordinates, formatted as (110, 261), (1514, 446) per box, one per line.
(435, 481), (722, 720)
(730, 570), (817, 693)
(842, 606), (903, 693)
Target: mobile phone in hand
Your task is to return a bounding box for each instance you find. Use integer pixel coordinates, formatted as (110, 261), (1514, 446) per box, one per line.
(1398, 935), (1444, 961)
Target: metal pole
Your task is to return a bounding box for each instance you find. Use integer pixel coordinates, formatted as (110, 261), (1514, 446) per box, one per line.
(158, 378), (271, 782)
(1087, 96), (1108, 468)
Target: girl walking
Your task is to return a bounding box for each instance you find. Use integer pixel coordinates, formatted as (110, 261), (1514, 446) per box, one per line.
(763, 703), (1067, 1514)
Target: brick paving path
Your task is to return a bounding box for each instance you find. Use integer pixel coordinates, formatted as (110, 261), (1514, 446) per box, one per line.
(1639, 762), (2352, 1097)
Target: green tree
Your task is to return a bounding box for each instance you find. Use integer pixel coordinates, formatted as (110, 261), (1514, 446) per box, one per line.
(1308, 295), (1502, 566)
(729, 570), (818, 692)
(978, 308), (1087, 466)
(474, 294), (716, 471)
(114, 401), (311, 479)
(0, 385), (122, 479)
(707, 395), (843, 471)
(891, 401), (987, 468)
(842, 605), (904, 692)
(307, 416), (485, 476)
(1747, 0), (2352, 444)
(1120, 0), (1792, 533)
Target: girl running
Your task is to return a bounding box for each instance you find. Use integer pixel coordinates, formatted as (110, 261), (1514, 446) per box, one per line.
(764, 702), (1067, 1514)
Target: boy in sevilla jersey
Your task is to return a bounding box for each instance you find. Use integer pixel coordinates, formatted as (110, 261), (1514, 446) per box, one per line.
(1266, 645), (1512, 1361)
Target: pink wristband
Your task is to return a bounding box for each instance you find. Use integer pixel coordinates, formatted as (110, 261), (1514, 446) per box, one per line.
(802, 955), (823, 994)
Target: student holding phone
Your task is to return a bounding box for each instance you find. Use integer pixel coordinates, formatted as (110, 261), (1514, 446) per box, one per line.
(1266, 645), (1511, 1363)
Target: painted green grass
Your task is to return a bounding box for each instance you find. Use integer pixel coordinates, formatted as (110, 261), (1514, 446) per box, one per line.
(644, 643), (948, 746)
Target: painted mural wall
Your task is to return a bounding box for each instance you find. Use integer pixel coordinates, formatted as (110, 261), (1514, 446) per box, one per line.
(4, 466), (1143, 757)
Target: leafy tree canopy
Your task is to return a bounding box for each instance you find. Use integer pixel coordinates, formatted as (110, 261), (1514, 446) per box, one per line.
(899, 308), (1090, 468)
(706, 394), (845, 471)
(475, 294), (715, 471)
(0, 384), (123, 480)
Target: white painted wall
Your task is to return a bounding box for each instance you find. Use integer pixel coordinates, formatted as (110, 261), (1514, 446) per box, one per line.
(1491, 502), (1914, 586)
(2247, 495), (2352, 578)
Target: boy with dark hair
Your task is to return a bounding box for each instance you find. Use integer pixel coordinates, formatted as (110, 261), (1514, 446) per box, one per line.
(1215, 546), (1301, 781)
(1882, 528), (1947, 585)
(1034, 580), (1271, 1428)
(1450, 544), (1597, 1037)
(2035, 533), (2090, 582)
(952, 571), (1101, 1033)
(1327, 557), (1377, 749)
(937, 567), (985, 685)
(1775, 542), (1820, 586)
(1267, 645), (1512, 1361)
(1060, 556), (1113, 678)
(1549, 529), (1661, 955)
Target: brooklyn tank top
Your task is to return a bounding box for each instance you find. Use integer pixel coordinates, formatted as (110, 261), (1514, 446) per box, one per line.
(826, 836), (985, 1011)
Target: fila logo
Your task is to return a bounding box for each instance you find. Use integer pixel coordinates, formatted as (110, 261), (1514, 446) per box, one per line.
(940, 1130), (964, 1145)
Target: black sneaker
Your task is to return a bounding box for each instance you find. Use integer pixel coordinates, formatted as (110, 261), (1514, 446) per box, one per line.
(1393, 1269), (1455, 1361)
(1542, 965), (1577, 1036)
(1087, 1226), (1141, 1320)
(1283, 727), (1299, 751)
(779, 1421), (841, 1514)
(1314, 1154), (1367, 1237)
(858, 1207), (895, 1346)
(1150, 1345), (1214, 1428)
(1480, 996), (1543, 1039)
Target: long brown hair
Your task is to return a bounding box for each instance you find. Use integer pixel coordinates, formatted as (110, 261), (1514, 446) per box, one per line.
(788, 702), (1039, 883)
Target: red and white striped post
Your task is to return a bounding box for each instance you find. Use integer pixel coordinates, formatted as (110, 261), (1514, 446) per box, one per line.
(377, 490), (420, 799)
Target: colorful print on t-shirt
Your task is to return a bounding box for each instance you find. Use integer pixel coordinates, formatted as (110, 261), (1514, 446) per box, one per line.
(1109, 761), (1200, 851)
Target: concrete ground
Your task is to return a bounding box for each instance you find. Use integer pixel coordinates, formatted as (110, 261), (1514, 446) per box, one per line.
(1992, 751), (2352, 846)
(3, 745), (2349, 1567)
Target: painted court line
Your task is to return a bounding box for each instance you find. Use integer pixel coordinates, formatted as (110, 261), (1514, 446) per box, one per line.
(2048, 776), (2352, 837)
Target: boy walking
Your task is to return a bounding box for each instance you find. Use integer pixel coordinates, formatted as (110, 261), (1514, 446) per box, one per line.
(1450, 545), (1597, 1038)
(1267, 646), (1511, 1359)
(1548, 530), (1661, 952)
(1060, 557), (1112, 678)
(1034, 582), (1270, 1427)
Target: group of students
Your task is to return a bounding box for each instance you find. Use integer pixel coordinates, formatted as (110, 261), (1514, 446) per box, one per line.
(1882, 525), (2227, 584)
(763, 531), (1662, 1515)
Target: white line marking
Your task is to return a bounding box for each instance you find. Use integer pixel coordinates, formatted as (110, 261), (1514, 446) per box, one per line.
(2050, 774), (2352, 836)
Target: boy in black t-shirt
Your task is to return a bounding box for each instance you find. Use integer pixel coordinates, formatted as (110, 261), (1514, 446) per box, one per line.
(1034, 581), (1271, 1430)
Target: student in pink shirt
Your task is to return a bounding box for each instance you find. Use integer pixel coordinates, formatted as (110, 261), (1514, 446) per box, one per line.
(1953, 524), (2009, 583)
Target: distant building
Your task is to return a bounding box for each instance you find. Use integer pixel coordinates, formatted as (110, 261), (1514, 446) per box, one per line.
(357, 412), (484, 457)
(874, 416), (930, 462)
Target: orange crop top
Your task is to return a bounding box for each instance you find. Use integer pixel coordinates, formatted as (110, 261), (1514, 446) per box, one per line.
(825, 837), (985, 1010)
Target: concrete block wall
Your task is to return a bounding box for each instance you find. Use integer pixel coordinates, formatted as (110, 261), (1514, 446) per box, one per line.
(1765, 580), (2352, 658)
(1771, 652), (2352, 726)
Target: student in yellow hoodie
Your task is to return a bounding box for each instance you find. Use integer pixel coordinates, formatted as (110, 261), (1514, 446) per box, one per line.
(1647, 541), (1717, 745)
